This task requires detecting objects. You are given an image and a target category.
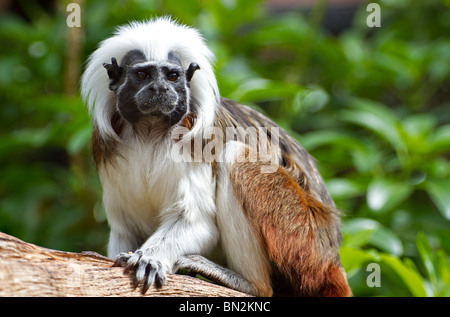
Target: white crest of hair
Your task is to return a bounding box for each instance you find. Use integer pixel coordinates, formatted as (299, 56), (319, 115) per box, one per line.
(81, 16), (220, 140)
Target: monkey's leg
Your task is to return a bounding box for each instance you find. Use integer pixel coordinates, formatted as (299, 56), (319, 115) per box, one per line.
(230, 158), (352, 297)
(213, 142), (275, 297)
(174, 255), (257, 296)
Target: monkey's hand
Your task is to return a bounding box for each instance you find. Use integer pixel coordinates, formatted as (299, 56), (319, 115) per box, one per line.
(113, 249), (168, 293)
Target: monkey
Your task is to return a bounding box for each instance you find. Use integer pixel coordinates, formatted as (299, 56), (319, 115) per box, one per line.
(81, 17), (351, 297)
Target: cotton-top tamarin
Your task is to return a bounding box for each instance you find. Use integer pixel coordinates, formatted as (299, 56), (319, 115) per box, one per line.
(81, 17), (351, 297)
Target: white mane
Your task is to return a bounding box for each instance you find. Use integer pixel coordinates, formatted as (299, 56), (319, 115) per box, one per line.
(81, 17), (220, 140)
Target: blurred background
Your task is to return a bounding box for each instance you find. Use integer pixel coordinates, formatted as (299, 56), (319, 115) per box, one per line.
(0, 0), (449, 296)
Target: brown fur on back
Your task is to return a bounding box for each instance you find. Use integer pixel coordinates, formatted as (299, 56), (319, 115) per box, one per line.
(218, 99), (351, 296)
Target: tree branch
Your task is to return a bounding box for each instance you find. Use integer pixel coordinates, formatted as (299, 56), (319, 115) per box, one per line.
(0, 232), (248, 297)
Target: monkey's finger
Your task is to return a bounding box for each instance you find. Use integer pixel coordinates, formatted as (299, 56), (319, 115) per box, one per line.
(142, 264), (158, 293)
(122, 250), (143, 273)
(124, 262), (139, 274)
(132, 276), (140, 289)
(142, 272), (155, 294)
(155, 270), (167, 288)
(113, 252), (132, 267)
(143, 261), (167, 293)
(124, 250), (142, 273)
(142, 280), (151, 294)
(135, 261), (148, 283)
(113, 258), (124, 267)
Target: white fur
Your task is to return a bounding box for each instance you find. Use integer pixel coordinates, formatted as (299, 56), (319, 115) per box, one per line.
(102, 123), (219, 272)
(216, 141), (273, 296)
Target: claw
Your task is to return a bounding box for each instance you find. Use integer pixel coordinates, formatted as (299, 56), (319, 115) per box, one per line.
(142, 270), (154, 293)
(113, 252), (130, 267)
(124, 263), (136, 274)
(132, 276), (140, 289)
(142, 281), (151, 294)
(156, 271), (166, 287)
(113, 249), (168, 293)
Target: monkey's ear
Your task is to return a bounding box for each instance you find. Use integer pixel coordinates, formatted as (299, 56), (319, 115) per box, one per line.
(103, 57), (123, 92)
(186, 63), (200, 82)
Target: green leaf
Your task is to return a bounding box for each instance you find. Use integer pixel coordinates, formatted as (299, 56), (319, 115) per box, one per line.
(229, 78), (300, 102)
(430, 124), (450, 153)
(343, 217), (379, 234)
(424, 179), (450, 220)
(401, 114), (436, 139)
(340, 32), (366, 62)
(380, 254), (430, 297)
(343, 229), (375, 249)
(326, 178), (364, 200)
(367, 178), (413, 213)
(343, 218), (403, 256)
(350, 142), (383, 175)
(67, 125), (92, 155)
(299, 87), (329, 113)
(416, 233), (437, 287)
(370, 226), (404, 256)
(10, 125), (53, 148)
(436, 250), (450, 291)
(300, 130), (364, 152)
(340, 246), (378, 277)
(399, 114), (437, 155)
(340, 98), (403, 150)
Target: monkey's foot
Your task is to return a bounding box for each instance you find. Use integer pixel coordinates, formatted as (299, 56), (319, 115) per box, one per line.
(174, 255), (257, 296)
(113, 250), (168, 293)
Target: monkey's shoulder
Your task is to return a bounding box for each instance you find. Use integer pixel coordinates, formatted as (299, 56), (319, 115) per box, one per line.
(216, 97), (313, 172)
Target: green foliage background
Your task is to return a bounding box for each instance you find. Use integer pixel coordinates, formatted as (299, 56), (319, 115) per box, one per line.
(0, 0), (449, 296)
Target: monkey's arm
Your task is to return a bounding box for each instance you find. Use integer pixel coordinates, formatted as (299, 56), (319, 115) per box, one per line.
(113, 166), (219, 292)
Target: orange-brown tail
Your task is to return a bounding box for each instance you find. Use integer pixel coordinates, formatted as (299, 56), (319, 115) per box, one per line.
(320, 263), (352, 297)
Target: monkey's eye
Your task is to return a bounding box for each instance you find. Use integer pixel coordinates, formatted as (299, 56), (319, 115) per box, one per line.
(137, 71), (148, 80)
(167, 72), (179, 81)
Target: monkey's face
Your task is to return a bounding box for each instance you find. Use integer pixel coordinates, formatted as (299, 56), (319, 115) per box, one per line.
(104, 50), (199, 126)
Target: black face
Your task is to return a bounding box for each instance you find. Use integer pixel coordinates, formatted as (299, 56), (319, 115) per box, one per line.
(104, 50), (200, 126)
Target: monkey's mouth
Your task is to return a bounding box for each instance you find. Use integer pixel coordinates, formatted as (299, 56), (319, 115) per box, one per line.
(136, 94), (179, 115)
(125, 94), (185, 126)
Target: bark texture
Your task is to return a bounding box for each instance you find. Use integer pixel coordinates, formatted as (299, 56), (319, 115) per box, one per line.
(0, 232), (248, 297)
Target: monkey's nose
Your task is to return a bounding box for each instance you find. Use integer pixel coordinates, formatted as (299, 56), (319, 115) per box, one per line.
(149, 84), (169, 94)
